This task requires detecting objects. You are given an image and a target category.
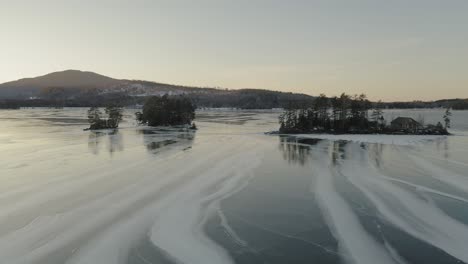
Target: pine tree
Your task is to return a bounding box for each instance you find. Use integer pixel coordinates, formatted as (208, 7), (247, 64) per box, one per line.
(338, 93), (350, 131)
(87, 107), (103, 129)
(330, 96), (340, 128)
(443, 107), (452, 129)
(314, 94), (329, 128)
(371, 100), (384, 130)
(105, 106), (123, 128)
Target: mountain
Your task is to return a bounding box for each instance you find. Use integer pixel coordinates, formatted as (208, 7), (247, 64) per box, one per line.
(0, 70), (226, 99)
(0, 70), (266, 98)
(0, 70), (124, 98)
(0, 70), (122, 89)
(0, 70), (314, 109)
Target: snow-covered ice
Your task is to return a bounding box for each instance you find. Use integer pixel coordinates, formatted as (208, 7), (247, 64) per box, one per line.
(1, 108), (468, 264)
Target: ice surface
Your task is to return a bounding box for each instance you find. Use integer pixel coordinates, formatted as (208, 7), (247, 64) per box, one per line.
(1, 108), (468, 264)
(312, 142), (402, 264)
(340, 143), (468, 263)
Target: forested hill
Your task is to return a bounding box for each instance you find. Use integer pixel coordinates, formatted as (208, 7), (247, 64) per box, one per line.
(382, 99), (468, 110)
(0, 70), (313, 109)
(2, 70), (466, 110)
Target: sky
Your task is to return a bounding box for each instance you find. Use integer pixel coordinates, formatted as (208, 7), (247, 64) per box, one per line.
(0, 0), (467, 101)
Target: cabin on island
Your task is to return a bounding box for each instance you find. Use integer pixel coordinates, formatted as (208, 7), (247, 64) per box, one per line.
(391, 117), (421, 131)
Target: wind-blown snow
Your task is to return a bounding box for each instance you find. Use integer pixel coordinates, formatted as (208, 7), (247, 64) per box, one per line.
(0, 110), (270, 264)
(340, 144), (468, 263)
(1, 108), (468, 264)
(65, 137), (267, 264)
(148, 142), (264, 264)
(311, 142), (401, 264)
(406, 153), (468, 194)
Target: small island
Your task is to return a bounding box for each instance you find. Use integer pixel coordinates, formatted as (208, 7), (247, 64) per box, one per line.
(135, 95), (197, 129)
(87, 106), (123, 130)
(278, 93), (451, 135)
(85, 95), (197, 131)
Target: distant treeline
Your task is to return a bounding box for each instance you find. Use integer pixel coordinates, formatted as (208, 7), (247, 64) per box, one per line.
(0, 93), (135, 109)
(382, 99), (468, 110)
(0, 88), (313, 109)
(190, 89), (312, 109)
(450, 99), (468, 110)
(1, 86), (467, 110)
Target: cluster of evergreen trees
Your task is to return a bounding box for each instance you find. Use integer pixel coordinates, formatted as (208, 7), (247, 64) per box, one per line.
(86, 95), (195, 130)
(279, 93), (452, 135)
(87, 106), (123, 130)
(279, 93), (381, 133)
(452, 99), (468, 110)
(279, 93), (385, 133)
(135, 95), (196, 127)
(0, 100), (22, 109)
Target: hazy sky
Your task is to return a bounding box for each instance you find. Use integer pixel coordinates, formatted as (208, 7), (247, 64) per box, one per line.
(1, 0), (467, 101)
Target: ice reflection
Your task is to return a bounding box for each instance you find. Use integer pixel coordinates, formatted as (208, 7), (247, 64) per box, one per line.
(108, 130), (124, 154)
(368, 143), (385, 168)
(87, 130), (124, 155)
(331, 141), (348, 165)
(278, 136), (321, 165)
(278, 137), (389, 170)
(138, 128), (196, 154)
(278, 137), (355, 166)
(88, 131), (103, 154)
(435, 137), (450, 159)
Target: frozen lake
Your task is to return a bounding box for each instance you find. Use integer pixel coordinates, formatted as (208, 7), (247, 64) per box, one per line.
(1, 108), (468, 264)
